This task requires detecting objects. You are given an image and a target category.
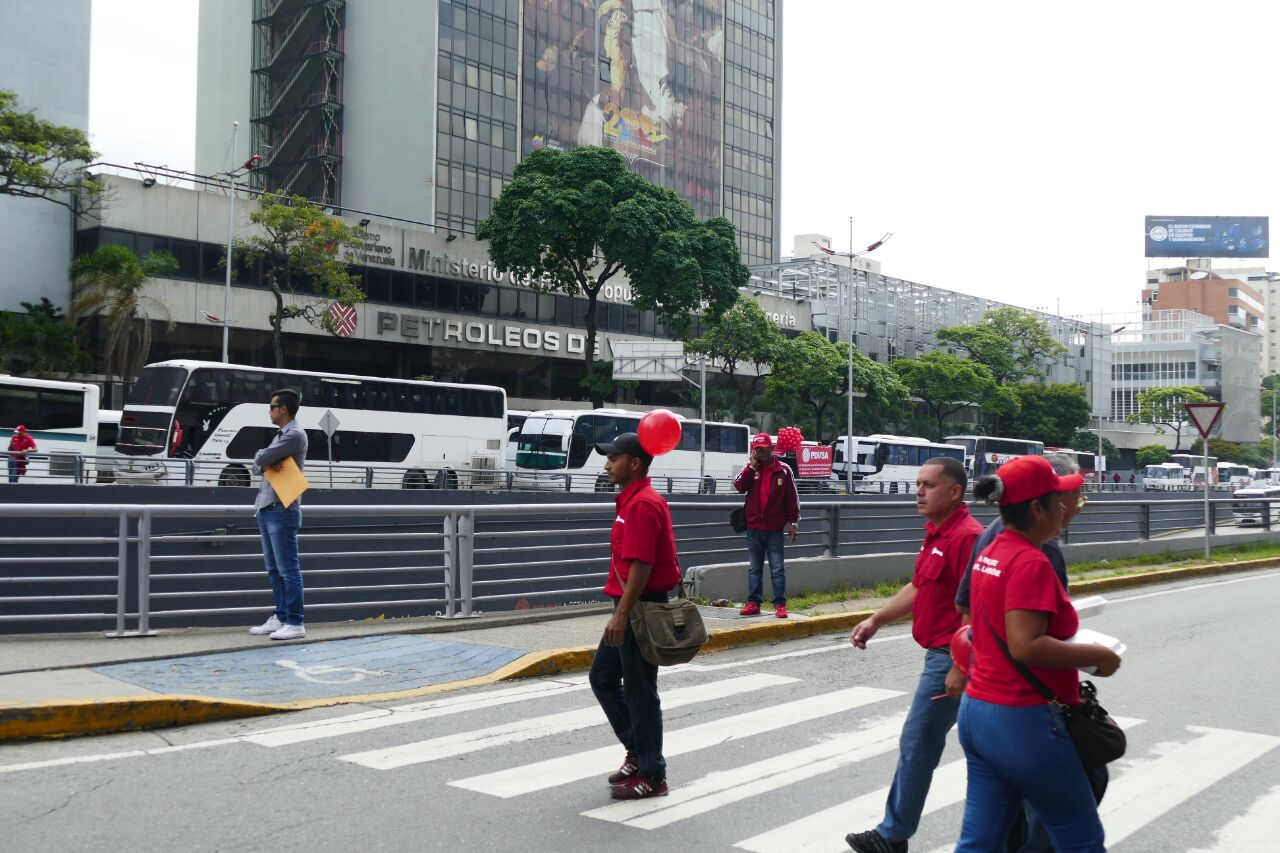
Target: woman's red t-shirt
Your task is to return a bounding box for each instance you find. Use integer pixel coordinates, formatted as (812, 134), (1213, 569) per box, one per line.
(966, 529), (1081, 707)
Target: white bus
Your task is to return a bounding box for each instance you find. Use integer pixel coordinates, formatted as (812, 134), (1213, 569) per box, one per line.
(945, 435), (1045, 480)
(0, 375), (102, 482)
(513, 408), (750, 493)
(831, 434), (966, 493)
(1216, 462), (1252, 490)
(1044, 447), (1105, 482)
(1141, 462), (1192, 491)
(504, 409), (532, 470)
(113, 360), (507, 489)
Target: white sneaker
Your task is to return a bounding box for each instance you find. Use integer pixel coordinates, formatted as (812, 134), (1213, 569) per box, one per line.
(269, 623), (306, 641)
(249, 615), (283, 635)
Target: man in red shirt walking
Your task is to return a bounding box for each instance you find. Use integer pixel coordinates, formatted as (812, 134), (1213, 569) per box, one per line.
(7, 425), (37, 483)
(591, 432), (683, 801)
(845, 456), (983, 853)
(733, 433), (799, 618)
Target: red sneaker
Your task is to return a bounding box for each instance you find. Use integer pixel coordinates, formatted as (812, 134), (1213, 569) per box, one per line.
(739, 601), (761, 616)
(610, 774), (669, 800)
(775, 604), (789, 619)
(607, 752), (637, 786)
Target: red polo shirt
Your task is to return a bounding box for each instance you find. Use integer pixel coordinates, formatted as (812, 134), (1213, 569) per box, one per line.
(912, 503), (983, 649)
(603, 477), (682, 597)
(966, 530), (1081, 707)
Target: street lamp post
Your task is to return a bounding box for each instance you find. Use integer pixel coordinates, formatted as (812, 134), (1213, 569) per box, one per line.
(221, 122), (239, 364)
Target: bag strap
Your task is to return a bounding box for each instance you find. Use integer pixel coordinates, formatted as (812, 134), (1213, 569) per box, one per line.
(982, 610), (1061, 705)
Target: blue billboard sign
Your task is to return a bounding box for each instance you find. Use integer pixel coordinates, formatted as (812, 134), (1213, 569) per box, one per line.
(1145, 216), (1269, 259)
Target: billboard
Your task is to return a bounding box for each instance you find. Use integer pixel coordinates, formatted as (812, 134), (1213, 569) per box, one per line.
(521, 0), (724, 220)
(1145, 216), (1270, 259)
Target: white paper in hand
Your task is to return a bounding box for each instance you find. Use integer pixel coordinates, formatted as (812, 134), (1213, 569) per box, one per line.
(1068, 627), (1126, 674)
(1072, 596), (1108, 619)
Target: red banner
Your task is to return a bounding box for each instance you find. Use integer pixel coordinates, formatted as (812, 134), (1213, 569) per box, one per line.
(796, 444), (833, 478)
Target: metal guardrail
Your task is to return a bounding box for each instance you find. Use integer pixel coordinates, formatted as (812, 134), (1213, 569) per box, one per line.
(0, 495), (1275, 635)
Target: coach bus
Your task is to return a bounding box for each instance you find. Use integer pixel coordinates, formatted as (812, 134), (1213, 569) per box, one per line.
(0, 375), (103, 482)
(512, 408), (750, 493)
(831, 434), (966, 493)
(1216, 462), (1252, 490)
(945, 435), (1045, 480)
(113, 360), (507, 489)
(1044, 448), (1104, 482)
(1169, 453), (1218, 487)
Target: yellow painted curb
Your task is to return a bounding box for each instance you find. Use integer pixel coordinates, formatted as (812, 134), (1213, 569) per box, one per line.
(1068, 555), (1280, 595)
(0, 695), (289, 741)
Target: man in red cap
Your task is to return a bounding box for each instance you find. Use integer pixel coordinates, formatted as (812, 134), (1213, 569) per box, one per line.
(733, 433), (799, 618)
(7, 426), (37, 483)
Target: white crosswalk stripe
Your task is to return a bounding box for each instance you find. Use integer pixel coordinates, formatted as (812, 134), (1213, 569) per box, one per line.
(340, 672), (797, 770)
(1188, 784), (1280, 853)
(449, 685), (905, 798)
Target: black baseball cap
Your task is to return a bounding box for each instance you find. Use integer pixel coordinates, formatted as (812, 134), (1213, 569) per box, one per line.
(595, 432), (653, 466)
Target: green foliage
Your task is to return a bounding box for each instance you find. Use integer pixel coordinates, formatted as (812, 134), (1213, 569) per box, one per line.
(236, 192), (365, 368)
(1070, 430), (1117, 462)
(765, 333), (907, 441)
(68, 244), (179, 378)
(0, 89), (99, 210)
(476, 146), (748, 402)
(579, 359), (637, 403)
(0, 298), (91, 375)
(1126, 385), (1212, 451)
(1189, 437), (1247, 463)
(688, 295), (784, 384)
(1260, 387), (1279, 439)
(1135, 443), (1171, 468)
(890, 352), (997, 441)
(935, 307), (1068, 385)
(1242, 438), (1278, 469)
(1004, 383), (1092, 447)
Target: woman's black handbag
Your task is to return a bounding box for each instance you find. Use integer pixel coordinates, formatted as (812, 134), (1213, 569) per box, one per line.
(985, 617), (1126, 769)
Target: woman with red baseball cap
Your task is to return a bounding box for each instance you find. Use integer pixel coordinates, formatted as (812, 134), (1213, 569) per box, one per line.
(953, 455), (1121, 852)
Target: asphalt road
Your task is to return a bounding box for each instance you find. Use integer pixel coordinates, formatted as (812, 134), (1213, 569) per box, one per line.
(3, 569), (1278, 852)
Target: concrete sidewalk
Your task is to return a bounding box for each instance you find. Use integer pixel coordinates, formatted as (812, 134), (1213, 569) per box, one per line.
(2, 554), (1275, 742)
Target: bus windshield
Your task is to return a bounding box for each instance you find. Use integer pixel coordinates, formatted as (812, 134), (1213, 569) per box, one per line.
(516, 417), (572, 469)
(126, 366), (188, 407)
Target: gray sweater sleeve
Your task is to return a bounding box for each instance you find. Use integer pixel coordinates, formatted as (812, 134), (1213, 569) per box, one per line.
(253, 425), (306, 472)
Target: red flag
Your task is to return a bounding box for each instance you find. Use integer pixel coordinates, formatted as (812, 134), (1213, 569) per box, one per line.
(812, 241), (835, 255)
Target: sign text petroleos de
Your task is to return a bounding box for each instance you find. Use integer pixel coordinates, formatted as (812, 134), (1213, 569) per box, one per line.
(376, 311), (592, 355)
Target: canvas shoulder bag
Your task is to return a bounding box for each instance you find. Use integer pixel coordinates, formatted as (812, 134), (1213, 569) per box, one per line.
(610, 565), (708, 666)
(984, 614), (1126, 769)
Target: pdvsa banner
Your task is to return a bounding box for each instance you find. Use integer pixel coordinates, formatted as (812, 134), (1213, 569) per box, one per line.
(1145, 216), (1269, 259)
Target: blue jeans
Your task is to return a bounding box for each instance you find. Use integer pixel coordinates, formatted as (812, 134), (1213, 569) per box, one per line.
(1013, 765), (1109, 852)
(876, 648), (960, 842)
(956, 696), (1105, 853)
(590, 597), (666, 780)
(8, 460), (21, 483)
(746, 528), (786, 605)
(258, 504), (304, 625)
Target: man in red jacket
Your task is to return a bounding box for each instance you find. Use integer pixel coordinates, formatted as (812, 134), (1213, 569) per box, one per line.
(7, 425), (37, 483)
(733, 433), (799, 618)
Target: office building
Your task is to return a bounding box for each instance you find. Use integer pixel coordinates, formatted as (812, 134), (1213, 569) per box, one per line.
(0, 0), (92, 311)
(195, 0), (782, 265)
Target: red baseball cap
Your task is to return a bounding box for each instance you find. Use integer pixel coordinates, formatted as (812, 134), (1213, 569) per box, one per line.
(995, 455), (1084, 504)
(15, 425), (26, 432)
(750, 433), (772, 449)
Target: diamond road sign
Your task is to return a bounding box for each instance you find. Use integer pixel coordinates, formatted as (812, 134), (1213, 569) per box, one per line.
(1185, 402), (1225, 439)
(319, 409), (341, 438)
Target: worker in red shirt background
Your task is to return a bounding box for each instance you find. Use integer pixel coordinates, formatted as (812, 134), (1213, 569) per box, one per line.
(7, 425), (37, 483)
(590, 432), (682, 801)
(845, 456), (983, 853)
(733, 433), (800, 619)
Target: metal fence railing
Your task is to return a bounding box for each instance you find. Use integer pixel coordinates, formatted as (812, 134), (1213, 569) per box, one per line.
(0, 495), (1275, 635)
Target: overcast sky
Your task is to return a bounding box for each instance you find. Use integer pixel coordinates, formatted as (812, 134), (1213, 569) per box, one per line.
(88, 0), (1279, 321)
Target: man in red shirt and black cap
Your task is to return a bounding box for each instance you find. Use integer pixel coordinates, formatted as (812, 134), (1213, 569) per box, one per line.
(7, 425), (37, 483)
(591, 432), (683, 801)
(733, 433), (799, 618)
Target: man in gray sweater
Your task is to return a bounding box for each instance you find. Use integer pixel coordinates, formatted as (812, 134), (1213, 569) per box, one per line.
(249, 388), (309, 640)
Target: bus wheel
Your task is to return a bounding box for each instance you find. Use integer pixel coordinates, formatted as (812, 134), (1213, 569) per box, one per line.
(700, 476), (716, 495)
(594, 475), (614, 493)
(403, 469), (429, 489)
(435, 469), (459, 490)
(218, 465), (250, 488)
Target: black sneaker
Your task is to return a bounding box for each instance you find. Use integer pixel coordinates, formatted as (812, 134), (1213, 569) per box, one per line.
(607, 752), (638, 786)
(845, 829), (907, 853)
(610, 773), (669, 800)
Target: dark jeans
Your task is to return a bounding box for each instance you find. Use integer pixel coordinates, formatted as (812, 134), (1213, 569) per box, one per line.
(258, 504), (304, 625)
(590, 593), (667, 780)
(8, 460), (21, 483)
(746, 528), (786, 605)
(1010, 765), (1109, 852)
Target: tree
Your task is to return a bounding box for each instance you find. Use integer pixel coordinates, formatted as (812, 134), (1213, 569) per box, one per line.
(1260, 386), (1279, 439)
(1125, 385), (1212, 451)
(935, 307), (1069, 385)
(0, 89), (98, 211)
(579, 359), (637, 404)
(688, 295), (784, 394)
(67, 244), (179, 380)
(765, 332), (906, 441)
(236, 192), (365, 368)
(890, 353), (997, 441)
(1070, 430), (1117, 463)
(1005, 383), (1092, 447)
(1190, 437), (1247, 463)
(477, 146), (747, 404)
(1135, 444), (1170, 468)
(0, 298), (91, 375)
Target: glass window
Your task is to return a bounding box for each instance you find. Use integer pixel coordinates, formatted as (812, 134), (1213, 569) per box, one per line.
(168, 239), (200, 280)
(0, 385), (39, 428)
(435, 279), (458, 312)
(126, 367), (188, 407)
(457, 281), (480, 314)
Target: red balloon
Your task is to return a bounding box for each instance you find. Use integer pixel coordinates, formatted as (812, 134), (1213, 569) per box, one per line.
(638, 409), (682, 456)
(950, 624), (973, 676)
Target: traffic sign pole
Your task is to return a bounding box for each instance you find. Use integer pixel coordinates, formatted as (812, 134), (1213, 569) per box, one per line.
(1185, 403), (1226, 560)
(319, 409), (341, 489)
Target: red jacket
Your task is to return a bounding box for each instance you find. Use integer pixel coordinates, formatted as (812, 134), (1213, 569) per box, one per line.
(8, 432), (36, 473)
(734, 460), (800, 531)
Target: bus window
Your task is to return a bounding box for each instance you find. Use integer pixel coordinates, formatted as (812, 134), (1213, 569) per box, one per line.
(0, 386), (39, 427)
(569, 416), (595, 468)
(126, 366), (187, 407)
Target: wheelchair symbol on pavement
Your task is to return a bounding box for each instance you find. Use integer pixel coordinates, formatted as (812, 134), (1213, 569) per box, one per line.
(275, 659), (392, 684)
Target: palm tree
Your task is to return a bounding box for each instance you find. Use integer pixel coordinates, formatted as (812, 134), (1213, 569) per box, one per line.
(67, 244), (179, 380)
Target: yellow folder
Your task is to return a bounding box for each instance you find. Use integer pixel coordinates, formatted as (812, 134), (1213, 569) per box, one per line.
(262, 456), (310, 507)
